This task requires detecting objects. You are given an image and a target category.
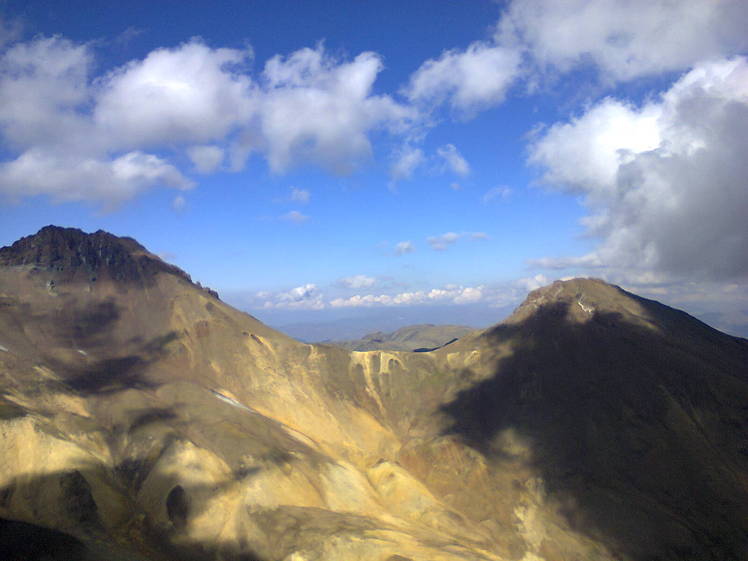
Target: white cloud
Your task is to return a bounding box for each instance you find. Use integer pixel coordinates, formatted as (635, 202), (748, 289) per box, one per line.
(406, 41), (521, 113)
(436, 143), (470, 176)
(242, 279), (528, 312)
(395, 241), (414, 255)
(497, 0), (748, 82)
(0, 149), (192, 205)
(290, 187), (310, 204)
(0, 37), (235, 204)
(427, 231), (488, 251)
(253, 46), (414, 174)
(281, 210), (309, 223)
(0, 37), (415, 205)
(329, 284), (487, 308)
(404, 0), (747, 121)
(187, 145), (224, 173)
(482, 186), (512, 203)
(452, 286), (483, 304)
(529, 99), (660, 194)
(517, 273), (550, 292)
(260, 283), (325, 310)
(389, 144), (424, 182)
(530, 56), (748, 280)
(0, 36), (93, 150)
(337, 275), (377, 289)
(94, 40), (254, 149)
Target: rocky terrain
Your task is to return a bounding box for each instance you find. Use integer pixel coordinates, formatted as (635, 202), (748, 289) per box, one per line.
(0, 226), (746, 561)
(330, 324), (475, 352)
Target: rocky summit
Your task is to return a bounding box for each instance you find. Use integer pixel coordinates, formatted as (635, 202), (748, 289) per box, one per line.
(0, 226), (746, 561)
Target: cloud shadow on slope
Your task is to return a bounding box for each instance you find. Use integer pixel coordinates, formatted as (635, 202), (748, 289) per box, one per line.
(0, 461), (267, 561)
(42, 331), (180, 396)
(440, 300), (748, 561)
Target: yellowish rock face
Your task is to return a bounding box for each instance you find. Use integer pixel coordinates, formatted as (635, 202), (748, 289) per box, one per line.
(0, 229), (747, 561)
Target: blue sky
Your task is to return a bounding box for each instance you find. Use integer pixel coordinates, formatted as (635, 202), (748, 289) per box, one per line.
(1, 0), (747, 338)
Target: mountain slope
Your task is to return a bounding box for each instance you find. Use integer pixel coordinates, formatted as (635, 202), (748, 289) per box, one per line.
(0, 227), (746, 561)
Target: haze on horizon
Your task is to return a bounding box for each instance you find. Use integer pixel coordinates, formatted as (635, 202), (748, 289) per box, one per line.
(0, 0), (747, 338)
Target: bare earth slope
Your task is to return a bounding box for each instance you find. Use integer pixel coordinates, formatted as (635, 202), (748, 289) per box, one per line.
(0, 227), (746, 561)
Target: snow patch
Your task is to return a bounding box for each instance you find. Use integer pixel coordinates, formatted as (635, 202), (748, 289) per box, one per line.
(210, 389), (255, 413)
(577, 298), (594, 315)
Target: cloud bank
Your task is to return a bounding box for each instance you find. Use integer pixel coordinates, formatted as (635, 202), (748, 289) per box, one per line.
(530, 57), (748, 280)
(0, 38), (412, 205)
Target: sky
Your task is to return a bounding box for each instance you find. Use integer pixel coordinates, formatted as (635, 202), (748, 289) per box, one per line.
(0, 0), (747, 339)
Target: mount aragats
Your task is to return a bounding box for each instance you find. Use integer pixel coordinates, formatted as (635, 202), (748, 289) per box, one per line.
(0, 226), (746, 561)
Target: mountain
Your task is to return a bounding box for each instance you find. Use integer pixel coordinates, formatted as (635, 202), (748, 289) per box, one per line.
(0, 226), (746, 561)
(331, 324), (475, 352)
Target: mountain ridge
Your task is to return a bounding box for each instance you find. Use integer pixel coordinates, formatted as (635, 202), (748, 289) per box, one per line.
(0, 225), (219, 298)
(0, 226), (746, 561)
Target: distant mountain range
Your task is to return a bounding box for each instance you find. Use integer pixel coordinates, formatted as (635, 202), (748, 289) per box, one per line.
(330, 324), (475, 352)
(0, 226), (746, 561)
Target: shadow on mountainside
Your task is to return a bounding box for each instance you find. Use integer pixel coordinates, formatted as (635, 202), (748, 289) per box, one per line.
(441, 299), (748, 561)
(0, 462), (267, 561)
(42, 332), (177, 396)
(0, 462), (420, 561)
(0, 295), (178, 397)
(42, 328), (180, 397)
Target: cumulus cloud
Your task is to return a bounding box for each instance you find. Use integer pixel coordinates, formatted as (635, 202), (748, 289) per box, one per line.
(242, 279), (529, 312)
(517, 273), (550, 292)
(389, 144), (424, 182)
(0, 149), (192, 205)
(0, 37), (238, 203)
(337, 275), (377, 289)
(395, 241), (414, 255)
(436, 144), (470, 176)
(0, 36), (414, 205)
(530, 56), (748, 280)
(258, 284), (325, 310)
(252, 46), (414, 174)
(0, 36), (93, 150)
(406, 41), (521, 113)
(330, 284), (486, 308)
(427, 231), (488, 251)
(94, 40), (254, 149)
(404, 0), (748, 119)
(187, 145), (224, 173)
(497, 0), (748, 82)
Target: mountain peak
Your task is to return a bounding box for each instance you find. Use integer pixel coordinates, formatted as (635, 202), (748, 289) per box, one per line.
(508, 277), (658, 327)
(0, 225), (216, 296)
